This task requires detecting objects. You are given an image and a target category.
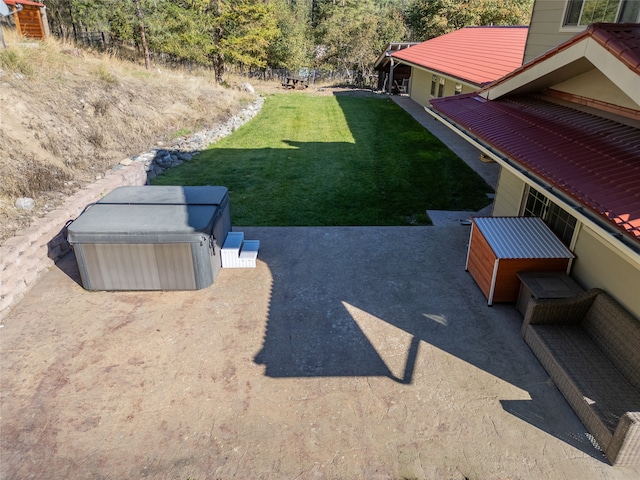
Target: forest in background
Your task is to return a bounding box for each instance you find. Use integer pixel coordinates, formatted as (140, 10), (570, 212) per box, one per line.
(42, 0), (534, 82)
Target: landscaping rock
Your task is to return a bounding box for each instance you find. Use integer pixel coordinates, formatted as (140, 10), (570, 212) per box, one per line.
(125, 95), (264, 181)
(15, 198), (35, 211)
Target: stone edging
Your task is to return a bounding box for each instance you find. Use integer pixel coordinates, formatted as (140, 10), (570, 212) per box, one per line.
(0, 95), (264, 322)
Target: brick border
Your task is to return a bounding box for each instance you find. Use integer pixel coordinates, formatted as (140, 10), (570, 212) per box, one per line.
(0, 162), (147, 321)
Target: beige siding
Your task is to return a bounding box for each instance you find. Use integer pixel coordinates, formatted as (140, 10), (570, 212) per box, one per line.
(492, 168), (524, 216)
(523, 0), (583, 64)
(571, 226), (640, 318)
(552, 67), (639, 109)
(461, 83), (476, 95)
(409, 68), (432, 107)
(409, 67), (479, 107)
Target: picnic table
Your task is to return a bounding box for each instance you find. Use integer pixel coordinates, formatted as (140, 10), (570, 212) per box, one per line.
(282, 77), (308, 89)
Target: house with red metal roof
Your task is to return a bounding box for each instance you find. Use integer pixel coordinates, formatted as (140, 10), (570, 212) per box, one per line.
(389, 26), (528, 106)
(428, 22), (640, 319)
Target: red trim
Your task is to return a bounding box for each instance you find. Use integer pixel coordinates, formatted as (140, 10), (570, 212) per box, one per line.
(545, 89), (640, 121)
(4, 0), (45, 7)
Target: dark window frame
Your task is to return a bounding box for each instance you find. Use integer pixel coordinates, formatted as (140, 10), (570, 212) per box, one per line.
(522, 186), (578, 247)
(563, 0), (640, 27)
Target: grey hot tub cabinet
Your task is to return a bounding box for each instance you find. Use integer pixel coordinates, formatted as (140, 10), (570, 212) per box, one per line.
(67, 186), (231, 291)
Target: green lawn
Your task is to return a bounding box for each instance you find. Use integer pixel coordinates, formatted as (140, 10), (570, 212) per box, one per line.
(152, 93), (493, 226)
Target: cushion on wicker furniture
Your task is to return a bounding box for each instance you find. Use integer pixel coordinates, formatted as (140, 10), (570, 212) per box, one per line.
(522, 288), (640, 465)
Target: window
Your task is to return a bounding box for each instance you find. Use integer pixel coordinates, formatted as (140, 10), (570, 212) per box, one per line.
(437, 77), (445, 98)
(522, 186), (577, 246)
(564, 0), (640, 27)
(455, 83), (462, 95)
(430, 75), (437, 96)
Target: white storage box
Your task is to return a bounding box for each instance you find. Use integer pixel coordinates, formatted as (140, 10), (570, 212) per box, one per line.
(222, 232), (260, 268)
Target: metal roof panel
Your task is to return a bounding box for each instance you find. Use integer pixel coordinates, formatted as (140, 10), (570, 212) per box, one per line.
(431, 94), (640, 243)
(391, 26), (528, 85)
(473, 217), (575, 259)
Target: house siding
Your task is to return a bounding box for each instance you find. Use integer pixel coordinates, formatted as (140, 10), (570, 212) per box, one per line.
(552, 68), (639, 110)
(409, 67), (478, 108)
(571, 225), (640, 318)
(492, 167), (640, 318)
(523, 0), (582, 64)
(492, 168), (524, 217)
(410, 68), (433, 107)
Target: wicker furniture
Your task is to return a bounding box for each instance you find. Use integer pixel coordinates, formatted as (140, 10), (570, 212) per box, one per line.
(516, 271), (584, 316)
(521, 288), (640, 465)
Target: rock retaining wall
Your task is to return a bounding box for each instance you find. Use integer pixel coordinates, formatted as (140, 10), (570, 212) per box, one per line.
(0, 95), (264, 322)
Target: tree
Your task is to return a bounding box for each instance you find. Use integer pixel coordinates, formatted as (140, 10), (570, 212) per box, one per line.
(133, 0), (151, 69)
(405, 0), (533, 41)
(216, 0), (279, 74)
(268, 0), (313, 71)
(42, 0), (412, 83)
(314, 0), (407, 78)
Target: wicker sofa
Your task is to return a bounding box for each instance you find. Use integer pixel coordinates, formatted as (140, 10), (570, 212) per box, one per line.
(521, 288), (640, 465)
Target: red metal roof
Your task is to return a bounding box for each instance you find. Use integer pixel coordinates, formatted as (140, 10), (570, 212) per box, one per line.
(391, 26), (528, 86)
(430, 93), (640, 242)
(4, 0), (45, 6)
(590, 23), (640, 73)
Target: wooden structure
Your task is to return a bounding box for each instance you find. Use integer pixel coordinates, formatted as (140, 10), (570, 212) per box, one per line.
(466, 217), (575, 305)
(5, 0), (48, 40)
(373, 42), (417, 92)
(281, 77), (308, 89)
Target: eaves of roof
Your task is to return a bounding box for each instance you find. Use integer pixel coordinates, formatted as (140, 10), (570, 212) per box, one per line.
(374, 42), (420, 69)
(390, 59), (484, 88)
(480, 23), (640, 100)
(430, 93), (640, 248)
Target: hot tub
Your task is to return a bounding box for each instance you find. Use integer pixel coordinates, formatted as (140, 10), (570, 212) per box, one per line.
(67, 186), (231, 291)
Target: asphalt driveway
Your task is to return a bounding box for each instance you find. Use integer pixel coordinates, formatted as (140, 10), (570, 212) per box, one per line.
(2, 225), (638, 479)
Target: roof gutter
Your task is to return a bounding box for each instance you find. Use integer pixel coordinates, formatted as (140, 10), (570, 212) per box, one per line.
(390, 57), (485, 89)
(424, 105), (640, 265)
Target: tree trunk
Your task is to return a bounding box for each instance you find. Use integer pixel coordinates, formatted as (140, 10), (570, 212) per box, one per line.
(134, 0), (151, 70)
(212, 52), (225, 84)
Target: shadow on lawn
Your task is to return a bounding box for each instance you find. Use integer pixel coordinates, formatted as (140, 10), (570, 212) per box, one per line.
(151, 91), (493, 226)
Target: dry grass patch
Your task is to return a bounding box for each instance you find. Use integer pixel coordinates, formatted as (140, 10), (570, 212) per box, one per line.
(0, 30), (252, 242)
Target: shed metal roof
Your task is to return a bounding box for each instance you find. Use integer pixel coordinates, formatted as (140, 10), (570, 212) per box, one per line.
(391, 26), (528, 85)
(473, 217), (575, 259)
(4, 0), (44, 6)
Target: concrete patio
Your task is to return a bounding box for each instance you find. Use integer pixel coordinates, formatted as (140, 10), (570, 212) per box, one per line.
(2, 225), (639, 479)
(2, 95), (639, 479)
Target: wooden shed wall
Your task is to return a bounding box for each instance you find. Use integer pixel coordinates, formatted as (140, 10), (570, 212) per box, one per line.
(467, 223), (572, 303)
(14, 5), (45, 40)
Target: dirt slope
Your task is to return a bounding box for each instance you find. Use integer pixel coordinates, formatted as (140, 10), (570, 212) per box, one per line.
(0, 32), (253, 243)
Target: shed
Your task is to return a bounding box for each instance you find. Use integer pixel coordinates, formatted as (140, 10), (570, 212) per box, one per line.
(5, 0), (48, 40)
(466, 217), (575, 305)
